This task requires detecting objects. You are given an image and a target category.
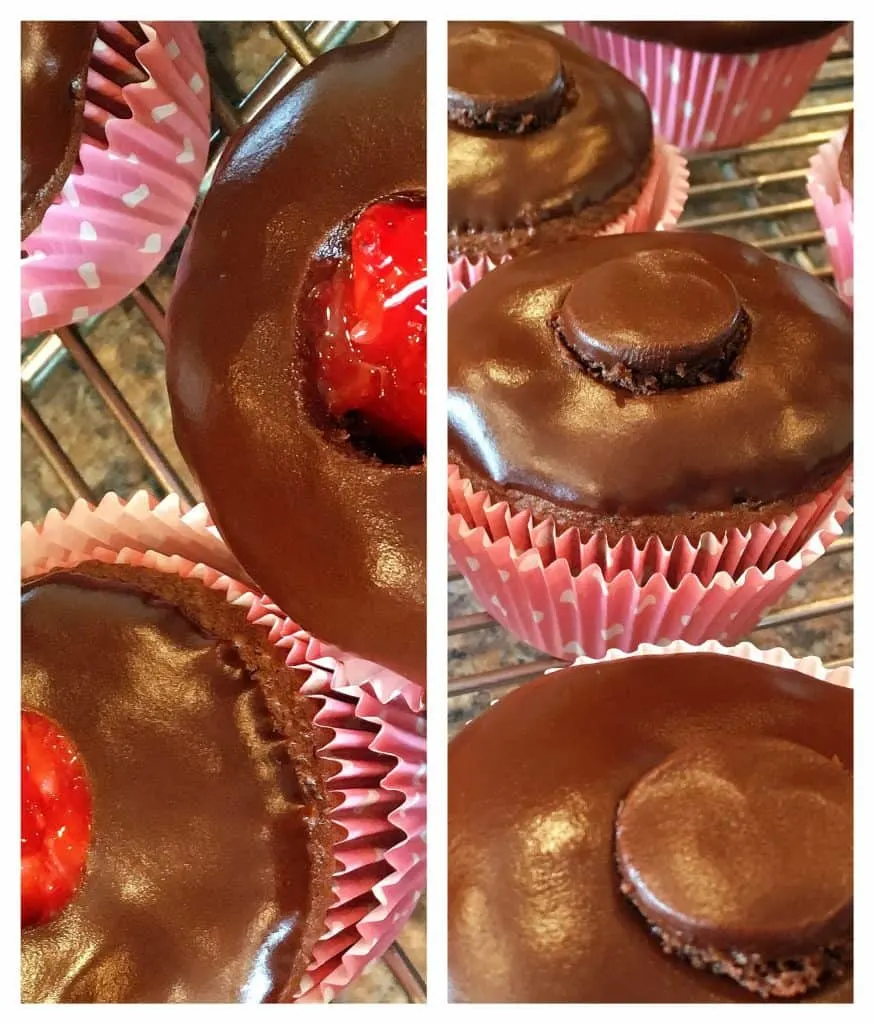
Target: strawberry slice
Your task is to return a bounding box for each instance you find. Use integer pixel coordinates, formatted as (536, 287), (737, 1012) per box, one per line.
(311, 199), (426, 453)
(21, 709), (92, 928)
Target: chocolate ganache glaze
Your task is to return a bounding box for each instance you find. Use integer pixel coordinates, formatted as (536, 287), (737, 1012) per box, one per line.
(588, 22), (847, 54)
(448, 653), (853, 1002)
(448, 22), (653, 253)
(448, 232), (852, 543)
(21, 564), (333, 1003)
(167, 24), (426, 686)
(21, 21), (96, 239)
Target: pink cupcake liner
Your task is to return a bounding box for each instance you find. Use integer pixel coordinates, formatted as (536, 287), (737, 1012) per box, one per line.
(21, 22), (210, 337)
(449, 464), (852, 661)
(560, 637), (852, 688)
(21, 491), (426, 1004)
(563, 23), (844, 152)
(447, 135), (689, 300)
(807, 127), (854, 306)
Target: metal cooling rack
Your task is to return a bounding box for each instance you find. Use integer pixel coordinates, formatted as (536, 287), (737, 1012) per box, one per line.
(448, 36), (854, 734)
(20, 21), (425, 1005)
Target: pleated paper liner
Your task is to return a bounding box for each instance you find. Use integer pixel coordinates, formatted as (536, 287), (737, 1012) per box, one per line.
(447, 135), (689, 299)
(449, 464), (852, 661)
(807, 127), (854, 307)
(22, 21), (210, 336)
(561, 637), (852, 690)
(563, 23), (844, 151)
(21, 492), (425, 1003)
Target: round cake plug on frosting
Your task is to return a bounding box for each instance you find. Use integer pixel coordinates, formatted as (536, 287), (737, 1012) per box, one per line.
(448, 23), (568, 132)
(447, 22), (654, 259)
(167, 24), (426, 686)
(447, 652), (853, 1003)
(616, 737), (852, 998)
(556, 249), (749, 393)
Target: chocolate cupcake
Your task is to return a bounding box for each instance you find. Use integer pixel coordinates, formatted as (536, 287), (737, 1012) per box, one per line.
(21, 22), (210, 336)
(21, 496), (427, 1003)
(448, 646), (853, 1002)
(448, 232), (852, 660)
(167, 23), (426, 689)
(565, 21), (847, 151)
(22, 561), (334, 1002)
(450, 231), (851, 544)
(448, 21), (687, 276)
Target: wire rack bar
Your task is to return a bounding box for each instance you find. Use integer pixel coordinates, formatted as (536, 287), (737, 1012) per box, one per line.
(55, 325), (196, 507)
(21, 393), (95, 504)
(380, 944), (427, 1005)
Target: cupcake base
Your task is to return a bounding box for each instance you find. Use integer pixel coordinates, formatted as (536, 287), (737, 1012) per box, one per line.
(563, 23), (845, 151)
(449, 464), (852, 661)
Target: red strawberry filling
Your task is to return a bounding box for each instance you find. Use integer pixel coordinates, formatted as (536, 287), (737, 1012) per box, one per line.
(22, 709), (92, 928)
(310, 198), (426, 459)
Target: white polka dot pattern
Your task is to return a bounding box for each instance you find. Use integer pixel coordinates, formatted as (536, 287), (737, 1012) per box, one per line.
(807, 126), (854, 307)
(77, 262), (100, 289)
(21, 21), (211, 337)
(449, 464), (852, 662)
(562, 22), (844, 151)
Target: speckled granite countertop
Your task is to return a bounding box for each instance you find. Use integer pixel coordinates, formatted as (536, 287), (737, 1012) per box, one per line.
(20, 22), (423, 1004)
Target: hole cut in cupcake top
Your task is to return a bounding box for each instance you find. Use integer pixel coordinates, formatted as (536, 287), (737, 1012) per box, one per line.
(165, 22), (426, 687)
(305, 194), (427, 467)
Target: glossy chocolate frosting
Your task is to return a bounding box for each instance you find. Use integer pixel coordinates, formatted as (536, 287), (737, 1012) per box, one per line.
(448, 22), (652, 237)
(589, 22), (846, 53)
(167, 24), (426, 686)
(616, 737), (852, 959)
(448, 653), (853, 1002)
(448, 232), (852, 537)
(21, 564), (333, 1003)
(21, 21), (96, 239)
